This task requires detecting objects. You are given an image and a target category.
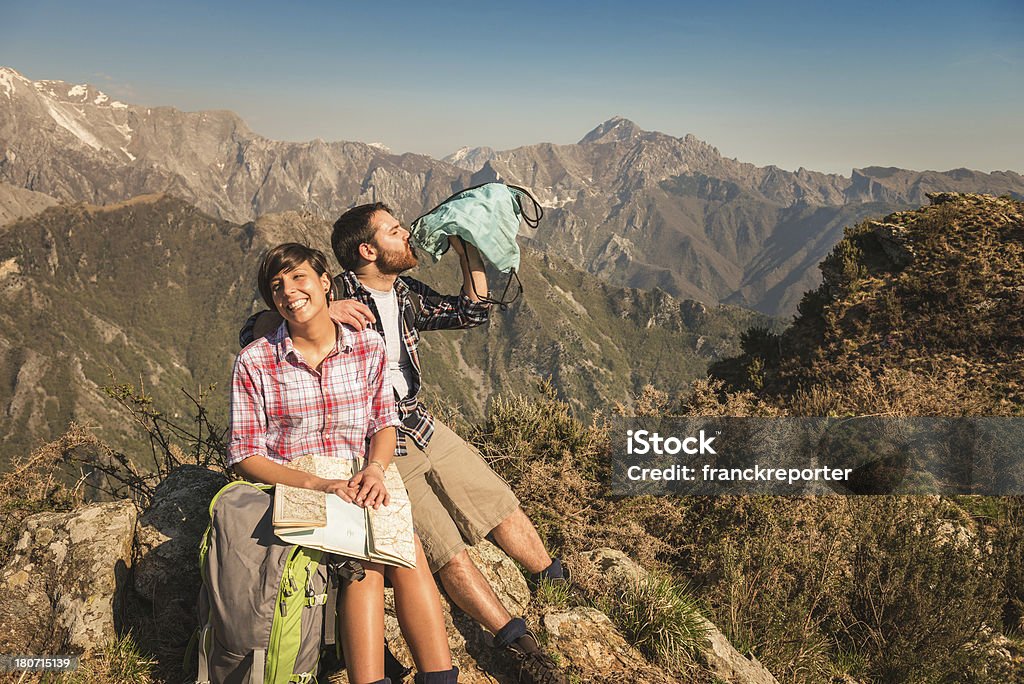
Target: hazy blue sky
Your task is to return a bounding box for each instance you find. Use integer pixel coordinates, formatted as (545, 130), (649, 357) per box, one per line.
(2, 0), (1021, 174)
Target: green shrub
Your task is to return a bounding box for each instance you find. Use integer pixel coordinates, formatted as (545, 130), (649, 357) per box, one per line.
(0, 424), (92, 557)
(994, 497), (1024, 634)
(837, 497), (1004, 683)
(604, 574), (708, 671)
(675, 496), (849, 683)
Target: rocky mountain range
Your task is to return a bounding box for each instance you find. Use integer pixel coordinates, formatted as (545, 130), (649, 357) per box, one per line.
(4, 66), (1021, 317)
(469, 117), (1024, 314)
(0, 66), (470, 225)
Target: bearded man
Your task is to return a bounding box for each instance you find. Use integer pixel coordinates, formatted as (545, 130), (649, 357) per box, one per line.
(242, 202), (568, 684)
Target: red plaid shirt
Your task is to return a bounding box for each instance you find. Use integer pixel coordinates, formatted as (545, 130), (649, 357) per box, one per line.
(227, 321), (401, 467)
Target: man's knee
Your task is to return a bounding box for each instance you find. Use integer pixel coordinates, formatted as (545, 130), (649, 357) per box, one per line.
(439, 549), (474, 576)
(492, 505), (529, 532)
(504, 506), (525, 522)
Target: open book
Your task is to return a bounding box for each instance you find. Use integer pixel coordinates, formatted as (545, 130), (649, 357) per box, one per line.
(272, 454), (416, 569)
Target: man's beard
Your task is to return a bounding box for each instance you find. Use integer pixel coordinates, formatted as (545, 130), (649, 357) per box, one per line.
(376, 242), (418, 275)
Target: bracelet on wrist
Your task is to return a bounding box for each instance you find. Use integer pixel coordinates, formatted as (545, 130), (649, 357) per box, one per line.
(366, 460), (386, 474)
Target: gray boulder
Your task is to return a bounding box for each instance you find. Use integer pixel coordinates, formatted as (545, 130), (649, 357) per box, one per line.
(0, 500), (137, 653)
(133, 464), (228, 631)
(543, 607), (675, 683)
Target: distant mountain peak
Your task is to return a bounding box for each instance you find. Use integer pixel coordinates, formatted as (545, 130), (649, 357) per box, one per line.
(442, 145), (497, 172)
(0, 66), (31, 99)
(0, 66), (28, 81)
(1, 66), (126, 109)
(579, 116), (643, 144)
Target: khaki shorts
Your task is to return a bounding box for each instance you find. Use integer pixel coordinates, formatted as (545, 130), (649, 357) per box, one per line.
(395, 420), (520, 573)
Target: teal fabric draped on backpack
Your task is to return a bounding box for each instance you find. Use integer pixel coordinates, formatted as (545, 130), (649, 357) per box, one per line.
(410, 182), (541, 273)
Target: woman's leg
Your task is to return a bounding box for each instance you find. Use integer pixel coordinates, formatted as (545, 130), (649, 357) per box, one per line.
(340, 561), (386, 684)
(387, 535), (453, 672)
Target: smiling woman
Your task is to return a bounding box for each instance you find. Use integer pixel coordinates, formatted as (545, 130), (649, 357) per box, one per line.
(228, 242), (457, 683)
(257, 244), (337, 368)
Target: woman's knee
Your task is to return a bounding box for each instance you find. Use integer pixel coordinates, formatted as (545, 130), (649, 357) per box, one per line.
(345, 563), (385, 595)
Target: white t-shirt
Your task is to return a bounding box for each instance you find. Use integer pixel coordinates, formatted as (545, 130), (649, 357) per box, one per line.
(364, 285), (415, 400)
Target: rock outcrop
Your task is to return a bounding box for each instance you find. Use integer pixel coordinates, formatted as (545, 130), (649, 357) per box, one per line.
(133, 465), (229, 637)
(0, 182), (59, 227)
(0, 500), (137, 653)
(543, 608), (671, 683)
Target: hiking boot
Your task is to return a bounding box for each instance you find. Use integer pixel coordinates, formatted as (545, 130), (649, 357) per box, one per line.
(504, 632), (567, 684)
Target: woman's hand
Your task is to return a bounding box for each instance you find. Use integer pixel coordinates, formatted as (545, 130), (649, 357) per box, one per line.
(347, 466), (390, 509)
(318, 477), (358, 503)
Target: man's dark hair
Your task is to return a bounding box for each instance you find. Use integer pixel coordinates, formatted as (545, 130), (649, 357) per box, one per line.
(257, 243), (332, 310)
(331, 202), (393, 270)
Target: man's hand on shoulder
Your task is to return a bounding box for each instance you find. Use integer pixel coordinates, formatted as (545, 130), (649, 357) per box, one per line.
(329, 299), (377, 331)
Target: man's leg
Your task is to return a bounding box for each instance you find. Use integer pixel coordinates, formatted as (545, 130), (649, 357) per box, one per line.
(438, 549), (565, 684)
(420, 421), (567, 584)
(406, 421), (568, 684)
(489, 507), (551, 574)
(396, 438), (515, 634)
(437, 549), (513, 633)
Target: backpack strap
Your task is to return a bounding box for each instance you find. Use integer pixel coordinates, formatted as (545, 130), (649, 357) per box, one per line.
(324, 572), (339, 648)
(251, 648), (266, 684)
(196, 625), (212, 684)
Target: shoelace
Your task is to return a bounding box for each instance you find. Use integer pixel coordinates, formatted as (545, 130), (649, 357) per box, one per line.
(510, 649), (564, 684)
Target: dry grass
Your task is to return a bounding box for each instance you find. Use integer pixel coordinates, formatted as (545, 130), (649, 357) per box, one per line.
(0, 423), (95, 556)
(601, 574), (708, 671)
(64, 634), (156, 684)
